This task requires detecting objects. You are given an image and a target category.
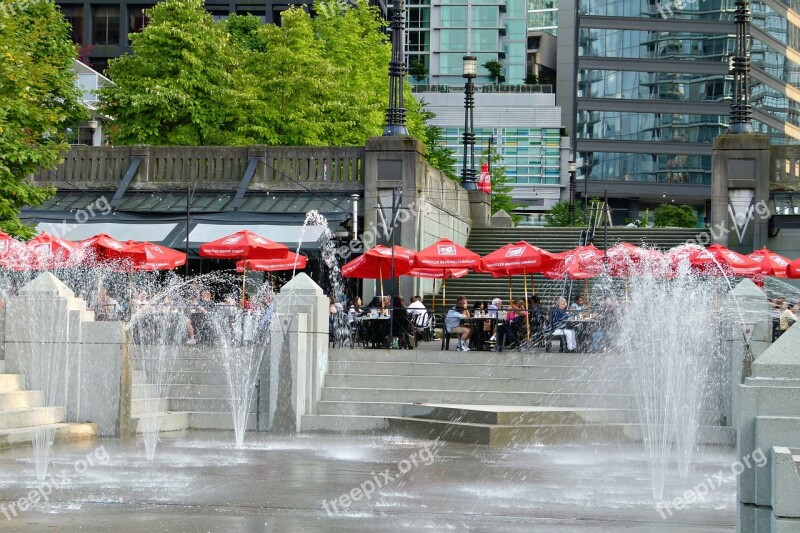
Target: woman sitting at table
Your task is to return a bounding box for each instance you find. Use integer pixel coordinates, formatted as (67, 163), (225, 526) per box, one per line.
(390, 295), (412, 348)
(550, 297), (577, 352)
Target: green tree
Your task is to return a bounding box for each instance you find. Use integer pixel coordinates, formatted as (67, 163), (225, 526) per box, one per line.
(481, 151), (522, 222)
(408, 57), (428, 83)
(545, 200), (586, 227)
(482, 59), (504, 84)
(653, 203), (697, 228)
(99, 0), (245, 145)
(416, 102), (458, 181)
(524, 72), (539, 84)
(0, 0), (85, 237)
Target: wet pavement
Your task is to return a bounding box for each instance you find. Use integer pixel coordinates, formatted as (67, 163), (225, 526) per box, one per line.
(0, 431), (736, 532)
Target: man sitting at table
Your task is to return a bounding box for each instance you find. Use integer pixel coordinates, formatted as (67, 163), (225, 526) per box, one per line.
(444, 296), (473, 352)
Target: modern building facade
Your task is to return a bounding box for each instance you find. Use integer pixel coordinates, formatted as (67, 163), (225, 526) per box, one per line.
(556, 0), (800, 222)
(414, 87), (570, 210)
(405, 0), (528, 86)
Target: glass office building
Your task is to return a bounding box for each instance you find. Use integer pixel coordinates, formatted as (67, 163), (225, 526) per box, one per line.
(407, 0), (528, 86)
(556, 0), (800, 218)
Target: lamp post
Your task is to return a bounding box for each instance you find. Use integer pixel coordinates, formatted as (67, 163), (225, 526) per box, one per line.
(383, 0), (408, 136)
(568, 159), (577, 225)
(461, 56), (478, 190)
(728, 0), (753, 134)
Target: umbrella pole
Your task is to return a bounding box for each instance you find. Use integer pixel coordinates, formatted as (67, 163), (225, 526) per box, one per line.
(583, 279), (588, 301)
(523, 270), (530, 341)
(241, 262), (247, 308)
(442, 278), (446, 311)
(508, 276), (512, 303)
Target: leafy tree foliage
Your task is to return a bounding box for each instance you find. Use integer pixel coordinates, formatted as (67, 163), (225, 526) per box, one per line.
(545, 200), (586, 227)
(523, 72), (539, 84)
(484, 151), (522, 223)
(482, 60), (504, 84)
(100, 0), (242, 145)
(653, 203), (697, 228)
(408, 58), (428, 82)
(0, 0), (85, 237)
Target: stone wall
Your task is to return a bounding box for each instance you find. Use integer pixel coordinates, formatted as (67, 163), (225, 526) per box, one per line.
(735, 279), (800, 532)
(31, 145), (365, 193)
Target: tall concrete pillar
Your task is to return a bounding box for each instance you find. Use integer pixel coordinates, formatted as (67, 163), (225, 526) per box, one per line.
(711, 134), (771, 252)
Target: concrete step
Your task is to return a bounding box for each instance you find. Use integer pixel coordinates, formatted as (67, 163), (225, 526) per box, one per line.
(132, 383), (253, 401)
(326, 361), (630, 380)
(302, 414), (389, 432)
(318, 386), (639, 408)
(0, 390), (44, 412)
(0, 406), (66, 431)
(0, 374), (22, 394)
(323, 374), (635, 394)
(328, 349), (626, 366)
(131, 358), (223, 374)
(134, 411), (190, 433)
(132, 397), (252, 416)
(0, 422), (99, 449)
(133, 370), (242, 386)
(133, 411), (258, 433)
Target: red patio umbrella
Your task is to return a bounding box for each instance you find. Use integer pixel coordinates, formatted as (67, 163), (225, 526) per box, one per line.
(788, 258), (800, 279)
(199, 229), (289, 260)
(0, 231), (17, 258)
(415, 238), (480, 268)
(25, 233), (85, 269)
(669, 244), (761, 276)
(747, 248), (791, 278)
(235, 252), (307, 273)
(126, 241), (187, 271)
(481, 241), (560, 306)
(546, 244), (604, 280)
(406, 267), (469, 279)
(80, 234), (146, 268)
(342, 245), (416, 307)
(606, 242), (663, 278)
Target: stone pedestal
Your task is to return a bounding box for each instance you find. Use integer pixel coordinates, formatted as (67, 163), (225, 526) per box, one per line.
(737, 314), (800, 532)
(268, 273), (328, 432)
(4, 273), (127, 437)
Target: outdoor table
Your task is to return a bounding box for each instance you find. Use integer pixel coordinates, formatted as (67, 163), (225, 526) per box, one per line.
(566, 317), (600, 352)
(462, 316), (499, 351)
(357, 315), (391, 348)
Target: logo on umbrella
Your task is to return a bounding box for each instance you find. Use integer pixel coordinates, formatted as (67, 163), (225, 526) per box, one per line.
(222, 236), (243, 245)
(774, 256), (789, 266)
(722, 251), (743, 263)
(437, 245), (456, 256)
(505, 247), (525, 258)
(105, 240), (123, 250)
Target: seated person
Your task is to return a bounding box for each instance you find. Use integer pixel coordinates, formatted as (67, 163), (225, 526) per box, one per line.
(391, 295), (412, 348)
(444, 296), (473, 352)
(569, 296), (586, 312)
(407, 295), (426, 323)
(550, 297), (577, 352)
(495, 295), (542, 351)
(779, 303), (798, 335)
(591, 297), (620, 352)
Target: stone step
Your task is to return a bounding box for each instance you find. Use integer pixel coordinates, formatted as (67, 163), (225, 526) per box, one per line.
(318, 386), (639, 408)
(0, 422), (99, 449)
(134, 411), (190, 433)
(0, 374), (22, 394)
(323, 374), (635, 394)
(326, 361), (631, 380)
(0, 406), (66, 431)
(132, 370), (266, 387)
(133, 411), (258, 433)
(0, 390), (44, 412)
(131, 398), (252, 416)
(302, 414), (389, 432)
(328, 349), (625, 366)
(132, 383), (258, 401)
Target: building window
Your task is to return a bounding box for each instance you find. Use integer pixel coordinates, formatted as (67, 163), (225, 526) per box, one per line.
(60, 5), (84, 44)
(88, 57), (109, 73)
(128, 6), (151, 34)
(440, 6), (468, 27)
(92, 6), (120, 45)
(440, 29), (468, 51)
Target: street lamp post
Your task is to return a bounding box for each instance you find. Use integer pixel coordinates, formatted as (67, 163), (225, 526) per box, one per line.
(568, 159), (577, 226)
(383, 0), (409, 136)
(461, 56), (478, 190)
(728, 0), (753, 134)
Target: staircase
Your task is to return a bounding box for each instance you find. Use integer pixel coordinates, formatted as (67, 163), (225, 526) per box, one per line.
(0, 360), (98, 449)
(431, 227), (708, 312)
(302, 347), (733, 446)
(131, 345), (264, 433)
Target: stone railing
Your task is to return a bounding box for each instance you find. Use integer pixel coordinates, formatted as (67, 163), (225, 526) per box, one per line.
(769, 145), (800, 192)
(32, 145), (365, 191)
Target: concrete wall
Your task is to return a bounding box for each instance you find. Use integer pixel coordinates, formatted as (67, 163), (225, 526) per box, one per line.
(362, 136), (473, 301)
(3, 273), (127, 437)
(735, 278), (800, 532)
